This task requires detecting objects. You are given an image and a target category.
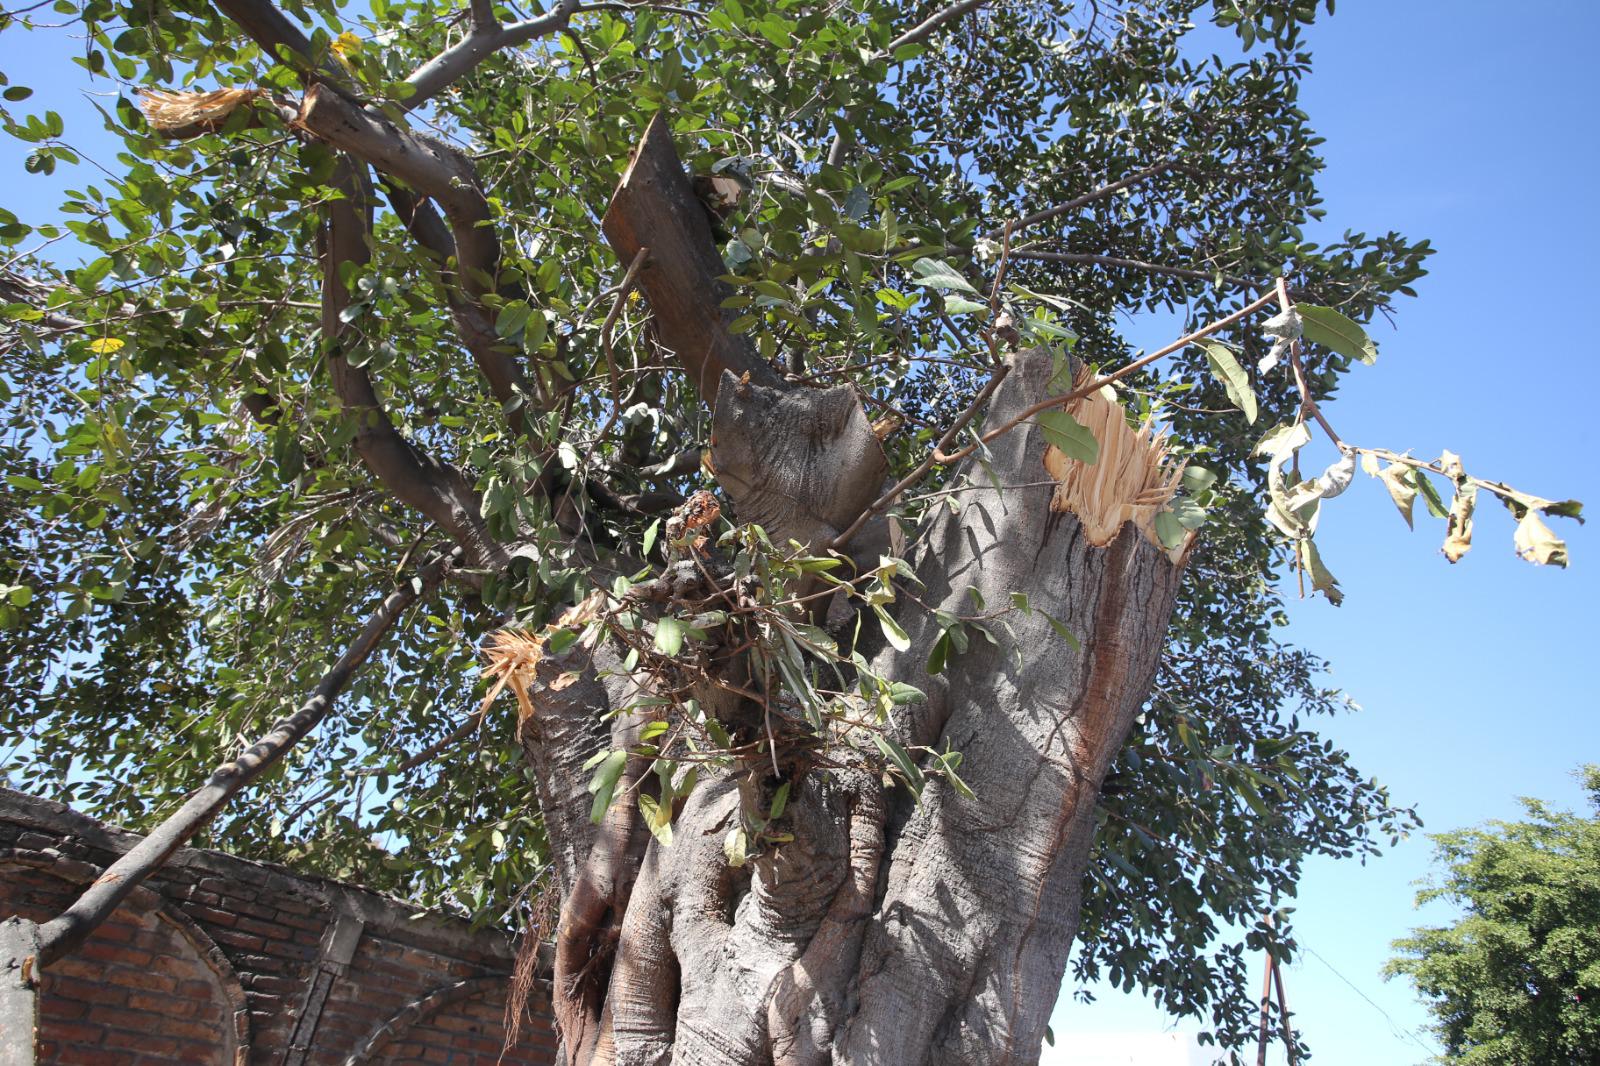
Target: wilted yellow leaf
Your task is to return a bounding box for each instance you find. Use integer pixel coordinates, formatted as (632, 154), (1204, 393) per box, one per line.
(88, 337), (125, 355)
(1514, 510), (1569, 567)
(331, 31), (362, 62)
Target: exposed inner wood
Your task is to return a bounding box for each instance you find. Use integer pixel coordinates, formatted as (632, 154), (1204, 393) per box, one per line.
(1041, 372), (1190, 560)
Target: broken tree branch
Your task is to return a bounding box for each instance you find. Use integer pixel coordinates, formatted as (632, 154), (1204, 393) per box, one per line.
(33, 553), (453, 969)
(602, 112), (780, 402)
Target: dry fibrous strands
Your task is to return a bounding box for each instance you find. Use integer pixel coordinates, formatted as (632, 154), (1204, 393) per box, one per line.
(138, 88), (265, 137)
(1042, 372), (1189, 561)
(481, 592), (608, 721)
(481, 629), (545, 722)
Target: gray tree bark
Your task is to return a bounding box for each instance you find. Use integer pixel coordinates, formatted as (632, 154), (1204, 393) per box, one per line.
(519, 313), (1190, 1064)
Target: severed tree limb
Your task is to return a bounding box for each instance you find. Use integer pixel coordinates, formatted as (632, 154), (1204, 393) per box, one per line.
(33, 552), (454, 968)
(602, 112), (781, 403)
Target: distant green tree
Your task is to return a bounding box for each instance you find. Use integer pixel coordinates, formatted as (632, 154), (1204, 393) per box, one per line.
(1388, 768), (1600, 1065)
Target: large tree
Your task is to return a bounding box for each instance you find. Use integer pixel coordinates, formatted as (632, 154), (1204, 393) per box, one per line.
(1387, 768), (1600, 1065)
(0, 0), (1581, 1062)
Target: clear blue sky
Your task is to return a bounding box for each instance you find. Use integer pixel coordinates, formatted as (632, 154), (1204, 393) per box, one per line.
(3, 3), (1596, 1064)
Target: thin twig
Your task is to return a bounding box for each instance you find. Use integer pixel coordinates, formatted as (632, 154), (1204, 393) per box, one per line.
(982, 158), (1179, 242)
(935, 288), (1279, 466)
(594, 246), (650, 441)
(1275, 276), (1344, 448)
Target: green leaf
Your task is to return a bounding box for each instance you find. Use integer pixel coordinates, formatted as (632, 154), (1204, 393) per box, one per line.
(1153, 510), (1186, 550)
(1297, 304), (1378, 365)
(909, 257), (979, 295)
(768, 781), (790, 820)
(1415, 469), (1449, 519)
(654, 615), (686, 655)
(925, 629), (951, 675)
(873, 734), (925, 799)
(587, 750), (627, 823)
(1041, 610), (1081, 651)
(638, 793), (674, 846)
(1181, 465), (1218, 493)
(874, 604), (910, 651)
(1037, 409), (1099, 464)
(495, 300), (532, 339)
(887, 682), (926, 705)
(943, 294), (988, 315)
(1199, 341), (1256, 424)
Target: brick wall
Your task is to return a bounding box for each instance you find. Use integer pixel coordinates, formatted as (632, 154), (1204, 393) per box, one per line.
(0, 788), (558, 1066)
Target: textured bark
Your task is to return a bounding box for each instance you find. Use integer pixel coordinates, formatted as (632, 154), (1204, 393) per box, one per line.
(601, 113), (781, 403)
(507, 120), (1193, 1066)
(518, 347), (1187, 1065)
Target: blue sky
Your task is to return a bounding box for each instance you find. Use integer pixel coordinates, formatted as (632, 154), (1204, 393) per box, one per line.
(3, 2), (1596, 1064)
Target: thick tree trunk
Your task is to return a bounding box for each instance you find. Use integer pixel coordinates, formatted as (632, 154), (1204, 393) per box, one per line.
(518, 349), (1189, 1064)
(512, 120), (1192, 1066)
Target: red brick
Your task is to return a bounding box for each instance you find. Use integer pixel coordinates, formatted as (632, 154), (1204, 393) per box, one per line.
(234, 915), (291, 940)
(208, 928), (265, 951)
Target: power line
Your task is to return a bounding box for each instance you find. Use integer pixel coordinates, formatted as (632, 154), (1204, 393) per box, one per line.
(1301, 944), (1439, 1056)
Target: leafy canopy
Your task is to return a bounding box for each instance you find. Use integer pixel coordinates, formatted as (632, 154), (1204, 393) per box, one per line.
(1388, 768), (1600, 1065)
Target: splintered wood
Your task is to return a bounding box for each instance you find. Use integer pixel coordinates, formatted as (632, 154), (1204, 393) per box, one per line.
(138, 88), (264, 136)
(1042, 373), (1190, 561)
(482, 593), (605, 722)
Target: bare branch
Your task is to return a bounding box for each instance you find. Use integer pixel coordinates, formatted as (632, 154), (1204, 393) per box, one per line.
(469, 0), (498, 32)
(381, 182), (529, 412)
(1007, 249), (1254, 289)
(983, 158), (1180, 242)
(403, 0), (582, 109)
(320, 159), (508, 569)
(886, 0), (991, 53)
(33, 552), (453, 969)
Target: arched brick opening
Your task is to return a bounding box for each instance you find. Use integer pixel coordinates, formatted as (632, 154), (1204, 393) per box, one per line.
(344, 975), (559, 1065)
(1, 852), (247, 1065)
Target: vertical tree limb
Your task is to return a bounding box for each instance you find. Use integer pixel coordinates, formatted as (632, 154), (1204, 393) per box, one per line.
(601, 112), (780, 403)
